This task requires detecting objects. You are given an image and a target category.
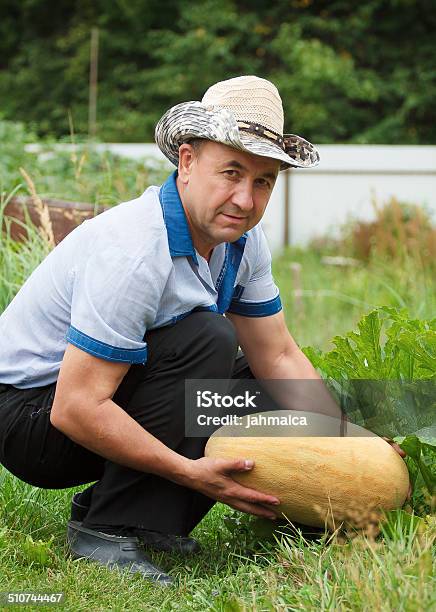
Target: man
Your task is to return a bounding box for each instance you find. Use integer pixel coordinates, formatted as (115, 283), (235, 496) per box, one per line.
(0, 76), (404, 585)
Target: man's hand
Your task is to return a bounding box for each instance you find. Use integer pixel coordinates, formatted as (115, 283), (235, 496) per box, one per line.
(185, 456), (280, 519)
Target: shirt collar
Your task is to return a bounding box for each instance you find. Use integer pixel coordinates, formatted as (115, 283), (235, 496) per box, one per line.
(159, 171), (198, 265)
(158, 170), (248, 266)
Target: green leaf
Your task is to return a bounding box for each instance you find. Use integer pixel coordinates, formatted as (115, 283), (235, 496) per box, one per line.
(380, 509), (423, 541)
(399, 435), (422, 460)
(307, 307), (436, 381)
(396, 435), (436, 497)
(20, 534), (54, 567)
(223, 598), (244, 612)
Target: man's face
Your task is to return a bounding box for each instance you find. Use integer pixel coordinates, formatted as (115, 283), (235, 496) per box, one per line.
(177, 141), (280, 257)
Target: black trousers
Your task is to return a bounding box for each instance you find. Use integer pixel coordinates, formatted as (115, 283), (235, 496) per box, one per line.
(0, 312), (267, 536)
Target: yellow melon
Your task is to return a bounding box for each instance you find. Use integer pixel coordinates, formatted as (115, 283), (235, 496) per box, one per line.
(204, 410), (410, 528)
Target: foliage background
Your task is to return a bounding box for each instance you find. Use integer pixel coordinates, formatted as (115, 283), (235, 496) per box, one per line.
(1, 0), (435, 144)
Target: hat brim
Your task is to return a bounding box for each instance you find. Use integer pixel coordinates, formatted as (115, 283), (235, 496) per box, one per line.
(155, 101), (320, 171)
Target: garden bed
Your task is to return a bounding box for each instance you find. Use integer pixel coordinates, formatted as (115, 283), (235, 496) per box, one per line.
(4, 196), (106, 244)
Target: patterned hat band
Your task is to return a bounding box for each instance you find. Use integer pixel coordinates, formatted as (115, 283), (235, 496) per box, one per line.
(236, 121), (285, 150)
(155, 76), (320, 171)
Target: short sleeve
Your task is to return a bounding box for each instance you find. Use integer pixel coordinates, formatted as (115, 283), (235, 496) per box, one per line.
(227, 226), (282, 317)
(66, 245), (164, 364)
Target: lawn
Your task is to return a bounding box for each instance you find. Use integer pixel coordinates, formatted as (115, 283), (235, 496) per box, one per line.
(0, 130), (435, 611)
(1, 470), (434, 611)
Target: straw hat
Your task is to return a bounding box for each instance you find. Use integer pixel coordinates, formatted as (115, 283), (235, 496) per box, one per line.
(155, 75), (320, 171)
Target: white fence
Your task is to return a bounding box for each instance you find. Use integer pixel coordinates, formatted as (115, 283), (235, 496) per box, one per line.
(27, 143), (436, 253)
(267, 145), (436, 253)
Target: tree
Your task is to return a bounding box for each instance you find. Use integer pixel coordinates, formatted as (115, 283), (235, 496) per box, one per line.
(0, 0), (435, 143)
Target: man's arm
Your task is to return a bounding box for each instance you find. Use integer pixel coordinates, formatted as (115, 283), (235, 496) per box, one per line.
(50, 344), (194, 479)
(226, 309), (316, 379)
(226, 310), (343, 419)
(50, 343), (281, 519)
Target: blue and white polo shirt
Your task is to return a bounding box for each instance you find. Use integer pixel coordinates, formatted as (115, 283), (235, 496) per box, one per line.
(0, 171), (282, 389)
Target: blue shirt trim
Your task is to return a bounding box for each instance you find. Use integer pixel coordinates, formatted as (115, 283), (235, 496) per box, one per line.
(227, 294), (283, 317)
(215, 244), (229, 291)
(159, 171), (198, 265)
(66, 326), (148, 364)
(216, 235), (247, 314)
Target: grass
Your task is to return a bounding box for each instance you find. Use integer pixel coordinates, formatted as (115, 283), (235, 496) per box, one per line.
(0, 469), (435, 611)
(0, 187), (53, 312)
(273, 247), (435, 351)
(0, 119), (169, 208)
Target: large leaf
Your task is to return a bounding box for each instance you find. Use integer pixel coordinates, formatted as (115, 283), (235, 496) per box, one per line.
(395, 432), (436, 498)
(303, 307), (436, 382)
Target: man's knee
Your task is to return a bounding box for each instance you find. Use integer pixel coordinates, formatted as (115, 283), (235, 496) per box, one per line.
(139, 310), (239, 380)
(193, 312), (238, 359)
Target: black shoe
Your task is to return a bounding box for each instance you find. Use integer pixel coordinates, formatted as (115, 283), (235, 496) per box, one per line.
(133, 529), (201, 555)
(70, 493), (200, 555)
(67, 520), (173, 586)
(71, 492), (89, 522)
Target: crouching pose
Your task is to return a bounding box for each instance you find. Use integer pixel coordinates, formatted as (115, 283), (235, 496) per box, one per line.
(0, 76), (377, 585)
